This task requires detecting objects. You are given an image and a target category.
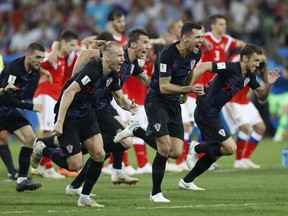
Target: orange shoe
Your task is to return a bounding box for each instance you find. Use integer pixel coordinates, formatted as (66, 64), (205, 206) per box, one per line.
(58, 167), (78, 178)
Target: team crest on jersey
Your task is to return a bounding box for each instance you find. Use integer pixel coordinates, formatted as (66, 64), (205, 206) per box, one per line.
(106, 78), (113, 87)
(66, 144), (73, 153)
(130, 64), (135, 74)
(243, 77), (250, 86)
(218, 129), (226, 137)
(81, 75), (91, 85)
(190, 60), (196, 69)
(160, 63), (167, 73)
(154, 123), (161, 132)
(216, 62), (226, 70)
(7, 75), (16, 84)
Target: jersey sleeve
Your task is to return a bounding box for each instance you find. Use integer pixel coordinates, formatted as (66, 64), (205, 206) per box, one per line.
(74, 61), (99, 89)
(247, 73), (261, 90)
(132, 60), (144, 76)
(1, 63), (20, 86)
(108, 71), (121, 92)
(158, 49), (173, 78)
(212, 62), (236, 77)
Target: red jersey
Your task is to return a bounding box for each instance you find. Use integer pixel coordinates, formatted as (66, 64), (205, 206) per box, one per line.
(113, 34), (126, 47)
(125, 59), (153, 105)
(62, 51), (78, 85)
(228, 54), (250, 104)
(34, 50), (65, 100)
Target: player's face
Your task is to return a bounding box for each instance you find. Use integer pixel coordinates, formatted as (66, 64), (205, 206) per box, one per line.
(26, 50), (45, 70)
(173, 21), (184, 39)
(63, 39), (79, 54)
(212, 18), (227, 36)
(186, 29), (204, 54)
(112, 16), (126, 33)
(134, 35), (150, 59)
(246, 53), (260, 72)
(109, 46), (125, 72)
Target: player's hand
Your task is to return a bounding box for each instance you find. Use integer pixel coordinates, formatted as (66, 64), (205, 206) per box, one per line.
(129, 99), (138, 115)
(267, 68), (280, 85)
(90, 40), (107, 49)
(179, 94), (188, 104)
(53, 121), (63, 136)
(191, 83), (205, 95)
(33, 103), (43, 113)
(4, 83), (18, 93)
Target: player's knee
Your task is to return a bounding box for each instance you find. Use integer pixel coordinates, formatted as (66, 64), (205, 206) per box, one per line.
(91, 149), (106, 161)
(68, 161), (83, 172)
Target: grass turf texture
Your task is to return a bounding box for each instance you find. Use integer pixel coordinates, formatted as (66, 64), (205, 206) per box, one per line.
(0, 138), (287, 216)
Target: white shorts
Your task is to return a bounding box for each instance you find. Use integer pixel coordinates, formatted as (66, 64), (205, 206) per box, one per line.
(33, 94), (56, 132)
(222, 101), (263, 135)
(181, 96), (196, 123)
(110, 97), (131, 123)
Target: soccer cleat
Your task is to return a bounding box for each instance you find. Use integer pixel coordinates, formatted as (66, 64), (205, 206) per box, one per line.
(208, 162), (222, 171)
(136, 163), (152, 174)
(113, 120), (141, 143)
(43, 168), (66, 179)
(186, 141), (199, 169)
(176, 162), (190, 171)
(16, 179), (42, 192)
(58, 167), (78, 177)
(234, 159), (250, 169)
(7, 172), (18, 181)
(77, 197), (104, 207)
(242, 158), (260, 169)
(66, 185), (82, 196)
(165, 162), (183, 172)
(124, 165), (137, 175)
(111, 169), (139, 185)
(30, 141), (46, 169)
(149, 192), (170, 203)
(178, 179), (205, 191)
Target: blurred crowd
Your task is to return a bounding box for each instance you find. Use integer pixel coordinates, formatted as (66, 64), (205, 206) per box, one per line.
(0, 0), (288, 64)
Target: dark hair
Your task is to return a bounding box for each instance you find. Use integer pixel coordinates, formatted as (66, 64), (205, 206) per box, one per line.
(97, 31), (114, 41)
(108, 9), (124, 21)
(26, 43), (45, 54)
(209, 14), (226, 25)
(60, 30), (79, 41)
(240, 44), (262, 60)
(151, 43), (164, 54)
(127, 28), (149, 47)
(180, 22), (202, 37)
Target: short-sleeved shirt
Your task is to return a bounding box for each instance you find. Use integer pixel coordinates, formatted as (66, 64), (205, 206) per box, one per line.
(54, 58), (120, 119)
(148, 41), (202, 101)
(0, 57), (39, 117)
(95, 48), (143, 111)
(196, 62), (260, 117)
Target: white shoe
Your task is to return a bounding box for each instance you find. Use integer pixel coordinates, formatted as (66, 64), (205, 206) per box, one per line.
(31, 166), (46, 176)
(177, 162), (190, 171)
(149, 192), (170, 202)
(136, 163), (152, 174)
(111, 169), (139, 185)
(178, 179), (205, 191)
(273, 135), (283, 142)
(208, 162), (221, 170)
(186, 141), (199, 169)
(101, 166), (112, 175)
(66, 185), (82, 196)
(113, 120), (141, 143)
(43, 168), (66, 179)
(124, 165), (137, 175)
(242, 158), (260, 169)
(77, 197), (104, 207)
(30, 141), (46, 169)
(233, 159), (250, 169)
(166, 163), (183, 172)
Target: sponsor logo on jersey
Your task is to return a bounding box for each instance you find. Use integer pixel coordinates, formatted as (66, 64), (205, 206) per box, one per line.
(7, 75), (16, 84)
(66, 144), (73, 153)
(218, 129), (226, 137)
(106, 78), (113, 87)
(160, 63), (167, 73)
(216, 62), (226, 70)
(243, 77), (250, 86)
(81, 75), (91, 85)
(154, 123), (161, 132)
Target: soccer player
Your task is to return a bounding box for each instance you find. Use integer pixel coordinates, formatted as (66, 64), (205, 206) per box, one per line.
(222, 53), (267, 169)
(31, 41), (136, 207)
(179, 44), (280, 190)
(33, 30), (79, 178)
(144, 22), (205, 202)
(0, 43), (45, 191)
